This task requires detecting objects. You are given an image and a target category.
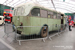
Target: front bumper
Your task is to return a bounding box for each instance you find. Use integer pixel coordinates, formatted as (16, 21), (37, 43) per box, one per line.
(12, 24), (22, 34)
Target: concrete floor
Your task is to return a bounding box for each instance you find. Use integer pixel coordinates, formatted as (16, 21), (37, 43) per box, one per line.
(0, 25), (75, 50)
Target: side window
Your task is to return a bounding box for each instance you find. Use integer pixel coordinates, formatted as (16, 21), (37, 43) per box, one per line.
(31, 8), (40, 16)
(48, 11), (53, 18)
(17, 7), (23, 16)
(21, 7), (24, 15)
(14, 9), (15, 16)
(41, 9), (47, 18)
(14, 9), (17, 16)
(57, 13), (61, 19)
(14, 7), (24, 16)
(53, 12), (57, 19)
(48, 14), (50, 18)
(17, 7), (21, 16)
(0, 18), (2, 20)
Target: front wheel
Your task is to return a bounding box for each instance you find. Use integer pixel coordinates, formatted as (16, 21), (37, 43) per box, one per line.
(0, 23), (3, 26)
(41, 26), (48, 38)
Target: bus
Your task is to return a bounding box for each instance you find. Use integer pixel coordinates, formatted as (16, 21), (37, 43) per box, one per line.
(3, 9), (13, 23)
(12, 3), (66, 37)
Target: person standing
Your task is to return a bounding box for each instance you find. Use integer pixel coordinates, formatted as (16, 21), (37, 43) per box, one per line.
(68, 16), (72, 31)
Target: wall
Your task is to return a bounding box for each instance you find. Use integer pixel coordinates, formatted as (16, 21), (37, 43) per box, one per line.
(0, 4), (14, 16)
(65, 13), (74, 20)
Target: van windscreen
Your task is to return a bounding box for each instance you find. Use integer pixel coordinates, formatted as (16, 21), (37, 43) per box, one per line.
(0, 18), (2, 20)
(5, 14), (9, 15)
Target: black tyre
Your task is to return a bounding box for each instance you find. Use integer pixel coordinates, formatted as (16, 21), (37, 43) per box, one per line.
(41, 26), (48, 38)
(0, 23), (3, 26)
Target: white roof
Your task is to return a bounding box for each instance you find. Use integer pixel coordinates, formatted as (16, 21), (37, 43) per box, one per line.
(15, 2), (63, 14)
(0, 16), (4, 18)
(0, 0), (75, 13)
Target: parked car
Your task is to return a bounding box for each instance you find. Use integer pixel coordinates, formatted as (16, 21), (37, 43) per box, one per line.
(0, 16), (4, 25)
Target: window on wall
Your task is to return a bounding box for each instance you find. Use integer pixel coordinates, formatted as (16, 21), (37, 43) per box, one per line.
(14, 9), (17, 16)
(15, 7), (24, 16)
(41, 9), (47, 18)
(0, 18), (2, 20)
(53, 12), (57, 19)
(17, 7), (22, 16)
(31, 8), (40, 16)
(57, 13), (61, 19)
(48, 11), (53, 18)
(21, 7), (25, 15)
(48, 14), (51, 18)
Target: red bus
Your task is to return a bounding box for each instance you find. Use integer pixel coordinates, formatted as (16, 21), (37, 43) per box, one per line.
(3, 9), (13, 23)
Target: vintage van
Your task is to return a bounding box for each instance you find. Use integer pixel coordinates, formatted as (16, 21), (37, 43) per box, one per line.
(0, 16), (4, 25)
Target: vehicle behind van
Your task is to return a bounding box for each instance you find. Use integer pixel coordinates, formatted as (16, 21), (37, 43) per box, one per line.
(3, 9), (13, 23)
(0, 16), (4, 25)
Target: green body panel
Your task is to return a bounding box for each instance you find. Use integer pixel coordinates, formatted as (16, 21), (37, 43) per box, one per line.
(48, 19), (53, 31)
(63, 17), (66, 24)
(40, 18), (48, 26)
(18, 16), (24, 31)
(22, 16), (31, 35)
(13, 16), (61, 35)
(31, 17), (41, 35)
(48, 19), (61, 31)
(13, 16), (16, 24)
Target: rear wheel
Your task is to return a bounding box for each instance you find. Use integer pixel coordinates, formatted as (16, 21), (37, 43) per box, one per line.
(41, 26), (48, 38)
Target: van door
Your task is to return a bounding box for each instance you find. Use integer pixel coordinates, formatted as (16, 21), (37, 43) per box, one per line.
(61, 16), (63, 25)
